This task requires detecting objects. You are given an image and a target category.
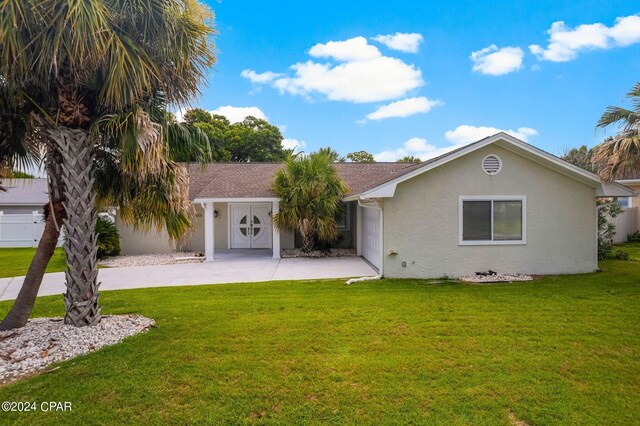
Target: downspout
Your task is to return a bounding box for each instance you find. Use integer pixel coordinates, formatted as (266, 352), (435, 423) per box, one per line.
(346, 199), (383, 285)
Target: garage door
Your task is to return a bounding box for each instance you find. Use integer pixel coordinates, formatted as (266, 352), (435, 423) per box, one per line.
(361, 207), (381, 269)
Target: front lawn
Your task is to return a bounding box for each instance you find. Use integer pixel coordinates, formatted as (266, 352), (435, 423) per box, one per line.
(0, 248), (66, 278)
(0, 256), (638, 425)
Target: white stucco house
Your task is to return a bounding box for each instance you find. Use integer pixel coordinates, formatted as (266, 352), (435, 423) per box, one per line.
(116, 133), (636, 278)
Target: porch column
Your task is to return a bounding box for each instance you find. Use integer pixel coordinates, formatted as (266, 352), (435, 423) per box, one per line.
(204, 201), (215, 261)
(272, 200), (280, 259)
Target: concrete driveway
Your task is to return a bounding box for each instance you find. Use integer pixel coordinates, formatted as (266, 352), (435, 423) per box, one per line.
(0, 251), (377, 301)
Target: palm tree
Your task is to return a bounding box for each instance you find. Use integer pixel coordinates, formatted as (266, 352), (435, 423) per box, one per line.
(316, 147), (345, 162)
(271, 152), (349, 252)
(0, 0), (215, 327)
(592, 82), (640, 181)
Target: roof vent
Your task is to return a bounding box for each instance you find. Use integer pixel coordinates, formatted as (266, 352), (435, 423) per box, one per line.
(482, 155), (502, 175)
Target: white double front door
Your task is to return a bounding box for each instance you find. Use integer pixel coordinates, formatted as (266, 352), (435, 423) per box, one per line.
(230, 203), (272, 249)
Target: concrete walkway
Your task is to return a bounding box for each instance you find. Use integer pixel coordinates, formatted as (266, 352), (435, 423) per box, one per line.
(0, 250), (377, 301)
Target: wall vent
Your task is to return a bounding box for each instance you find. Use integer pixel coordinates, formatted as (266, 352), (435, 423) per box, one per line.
(482, 155), (502, 175)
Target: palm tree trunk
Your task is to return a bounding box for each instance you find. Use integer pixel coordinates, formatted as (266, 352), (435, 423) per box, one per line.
(299, 218), (315, 252)
(0, 143), (66, 331)
(50, 127), (101, 326)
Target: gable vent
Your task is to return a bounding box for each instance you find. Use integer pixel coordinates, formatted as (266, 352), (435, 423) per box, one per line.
(482, 155), (502, 175)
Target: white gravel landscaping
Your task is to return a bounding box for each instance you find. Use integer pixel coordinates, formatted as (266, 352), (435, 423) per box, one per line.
(459, 273), (533, 283)
(99, 252), (204, 268)
(0, 315), (155, 384)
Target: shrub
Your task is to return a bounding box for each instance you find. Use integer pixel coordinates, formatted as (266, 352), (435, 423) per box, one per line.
(95, 215), (121, 259)
(628, 231), (640, 243)
(612, 250), (631, 261)
(598, 202), (622, 261)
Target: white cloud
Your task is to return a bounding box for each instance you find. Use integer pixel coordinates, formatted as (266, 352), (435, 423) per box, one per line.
(240, 69), (282, 83)
(372, 32), (424, 53)
(282, 138), (306, 152)
(242, 37), (424, 103)
(444, 125), (538, 144)
(374, 137), (467, 162)
(530, 15), (640, 62)
(209, 106), (267, 123)
(374, 125), (538, 162)
(308, 36), (381, 61)
(470, 45), (524, 76)
(364, 96), (442, 121)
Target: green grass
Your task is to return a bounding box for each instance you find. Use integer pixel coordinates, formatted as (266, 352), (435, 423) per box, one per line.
(0, 248), (66, 278)
(0, 254), (638, 425)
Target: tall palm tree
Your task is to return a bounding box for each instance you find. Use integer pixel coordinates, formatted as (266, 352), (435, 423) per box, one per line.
(0, 0), (215, 327)
(593, 82), (640, 181)
(271, 152), (349, 252)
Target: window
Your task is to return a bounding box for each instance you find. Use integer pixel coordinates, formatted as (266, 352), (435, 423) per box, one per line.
(336, 202), (350, 230)
(617, 197), (630, 208)
(459, 196), (526, 245)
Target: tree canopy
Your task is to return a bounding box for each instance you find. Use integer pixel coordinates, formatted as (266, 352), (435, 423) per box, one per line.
(396, 155), (421, 163)
(179, 108), (287, 162)
(346, 150), (375, 163)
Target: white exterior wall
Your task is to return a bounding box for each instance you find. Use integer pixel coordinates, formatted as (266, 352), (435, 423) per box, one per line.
(117, 201), (293, 254)
(383, 145), (598, 278)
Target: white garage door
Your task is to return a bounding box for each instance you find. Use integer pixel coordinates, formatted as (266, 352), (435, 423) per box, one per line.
(361, 207), (381, 269)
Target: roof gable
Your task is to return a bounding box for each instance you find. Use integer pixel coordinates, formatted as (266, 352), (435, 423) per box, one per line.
(348, 133), (635, 199)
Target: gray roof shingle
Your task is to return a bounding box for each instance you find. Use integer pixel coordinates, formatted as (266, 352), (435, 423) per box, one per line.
(186, 162), (424, 200)
(0, 178), (48, 205)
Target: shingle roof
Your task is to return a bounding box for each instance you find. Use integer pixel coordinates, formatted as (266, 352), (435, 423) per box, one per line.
(0, 178), (48, 205)
(186, 162), (424, 200)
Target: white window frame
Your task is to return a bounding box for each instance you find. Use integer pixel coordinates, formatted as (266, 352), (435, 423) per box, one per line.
(458, 195), (527, 245)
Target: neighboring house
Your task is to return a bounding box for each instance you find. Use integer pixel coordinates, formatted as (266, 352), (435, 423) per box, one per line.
(0, 178), (48, 214)
(0, 178), (58, 248)
(116, 133), (635, 278)
(611, 175), (640, 242)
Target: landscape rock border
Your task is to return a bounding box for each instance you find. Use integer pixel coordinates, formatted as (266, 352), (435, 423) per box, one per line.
(281, 248), (357, 258)
(0, 315), (155, 385)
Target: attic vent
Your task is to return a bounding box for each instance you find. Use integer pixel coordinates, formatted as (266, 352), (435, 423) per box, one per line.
(482, 155), (502, 175)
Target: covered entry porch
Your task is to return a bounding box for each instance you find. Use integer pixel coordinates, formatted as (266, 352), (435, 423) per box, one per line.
(196, 198), (282, 261)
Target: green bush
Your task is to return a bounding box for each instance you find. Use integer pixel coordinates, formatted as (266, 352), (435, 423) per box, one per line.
(95, 215), (121, 259)
(628, 231), (640, 243)
(612, 250), (631, 261)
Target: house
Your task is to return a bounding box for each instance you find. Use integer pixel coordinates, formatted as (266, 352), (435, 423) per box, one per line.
(0, 178), (48, 214)
(611, 175), (640, 242)
(116, 133), (635, 278)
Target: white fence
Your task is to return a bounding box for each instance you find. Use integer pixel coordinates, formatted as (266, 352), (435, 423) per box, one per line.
(611, 207), (638, 244)
(0, 212), (64, 248)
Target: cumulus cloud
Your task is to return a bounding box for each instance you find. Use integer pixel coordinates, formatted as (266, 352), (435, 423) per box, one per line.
(372, 32), (424, 53)
(444, 125), (538, 144)
(209, 106), (267, 123)
(374, 137), (469, 162)
(241, 36), (424, 103)
(530, 15), (640, 62)
(470, 45), (524, 76)
(240, 70), (282, 83)
(308, 36), (381, 61)
(364, 97), (442, 121)
(374, 125), (538, 162)
(282, 138), (306, 152)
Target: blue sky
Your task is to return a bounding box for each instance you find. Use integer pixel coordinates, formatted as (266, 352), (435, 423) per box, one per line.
(188, 0), (640, 161)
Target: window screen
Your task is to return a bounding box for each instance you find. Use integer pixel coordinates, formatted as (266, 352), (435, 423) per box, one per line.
(462, 201), (492, 240)
(462, 199), (523, 242)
